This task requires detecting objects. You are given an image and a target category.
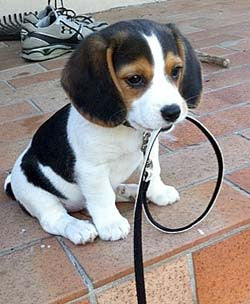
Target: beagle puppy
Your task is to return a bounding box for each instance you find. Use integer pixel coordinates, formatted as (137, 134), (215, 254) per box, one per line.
(4, 19), (202, 244)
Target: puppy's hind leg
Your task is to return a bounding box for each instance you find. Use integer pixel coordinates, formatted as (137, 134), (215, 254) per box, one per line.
(115, 184), (138, 202)
(17, 187), (97, 245)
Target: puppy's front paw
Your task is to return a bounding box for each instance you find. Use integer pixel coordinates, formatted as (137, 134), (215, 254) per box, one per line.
(148, 184), (180, 206)
(95, 215), (130, 241)
(64, 219), (98, 245)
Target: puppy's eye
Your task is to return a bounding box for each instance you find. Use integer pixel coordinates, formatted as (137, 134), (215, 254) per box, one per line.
(171, 66), (182, 80)
(126, 75), (145, 88)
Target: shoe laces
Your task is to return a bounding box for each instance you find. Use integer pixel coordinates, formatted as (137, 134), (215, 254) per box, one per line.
(48, 0), (95, 24)
(57, 15), (84, 39)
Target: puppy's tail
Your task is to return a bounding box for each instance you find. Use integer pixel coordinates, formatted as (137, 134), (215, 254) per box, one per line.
(4, 173), (16, 201)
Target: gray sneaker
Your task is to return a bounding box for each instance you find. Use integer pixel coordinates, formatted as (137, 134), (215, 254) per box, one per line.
(21, 3), (108, 61)
(21, 12), (106, 61)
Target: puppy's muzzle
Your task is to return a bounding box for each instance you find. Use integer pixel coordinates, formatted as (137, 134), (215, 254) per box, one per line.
(160, 104), (181, 123)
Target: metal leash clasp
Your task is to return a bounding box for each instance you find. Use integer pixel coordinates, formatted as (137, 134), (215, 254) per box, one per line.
(141, 131), (153, 183)
(143, 159), (153, 182)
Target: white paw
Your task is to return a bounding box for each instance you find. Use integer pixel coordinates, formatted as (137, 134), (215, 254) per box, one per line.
(147, 184), (180, 206)
(64, 219), (98, 245)
(95, 215), (130, 241)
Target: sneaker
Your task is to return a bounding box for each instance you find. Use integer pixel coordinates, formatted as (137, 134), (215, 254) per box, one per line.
(21, 4), (108, 61)
(23, 4), (107, 32)
(21, 5), (54, 36)
(21, 13), (94, 61)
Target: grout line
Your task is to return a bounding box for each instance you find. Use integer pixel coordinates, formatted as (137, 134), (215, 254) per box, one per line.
(196, 39), (246, 52)
(200, 45), (237, 56)
(204, 78), (250, 94)
(224, 162), (250, 175)
(0, 236), (51, 257)
(94, 223), (250, 294)
(224, 178), (250, 196)
(177, 175), (217, 192)
(66, 295), (90, 304)
(27, 98), (44, 114)
(182, 223), (250, 255)
(3, 79), (16, 91)
(161, 128), (250, 156)
(196, 101), (250, 118)
(93, 271), (135, 296)
(0, 63), (31, 74)
(56, 237), (97, 304)
(237, 131), (250, 141)
(187, 253), (198, 304)
(177, 162), (250, 193)
(202, 61), (250, 77)
(36, 63), (49, 72)
(159, 143), (173, 153)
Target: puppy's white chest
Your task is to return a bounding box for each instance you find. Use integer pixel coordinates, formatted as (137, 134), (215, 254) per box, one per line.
(109, 148), (143, 188)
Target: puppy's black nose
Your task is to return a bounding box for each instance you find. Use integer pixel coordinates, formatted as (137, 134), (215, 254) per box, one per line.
(161, 104), (181, 122)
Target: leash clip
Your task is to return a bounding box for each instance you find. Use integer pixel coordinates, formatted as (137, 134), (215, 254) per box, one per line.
(143, 159), (153, 182)
(141, 131), (154, 182)
(141, 131), (152, 155)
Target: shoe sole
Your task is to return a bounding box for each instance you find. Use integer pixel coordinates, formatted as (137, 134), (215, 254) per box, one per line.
(21, 44), (75, 61)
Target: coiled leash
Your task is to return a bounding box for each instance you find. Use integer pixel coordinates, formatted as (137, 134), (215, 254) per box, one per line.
(133, 115), (224, 304)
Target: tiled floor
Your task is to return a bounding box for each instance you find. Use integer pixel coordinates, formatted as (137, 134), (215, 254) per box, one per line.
(0, 0), (250, 303)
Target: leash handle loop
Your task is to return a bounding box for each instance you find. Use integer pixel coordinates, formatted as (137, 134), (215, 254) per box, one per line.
(133, 115), (224, 304)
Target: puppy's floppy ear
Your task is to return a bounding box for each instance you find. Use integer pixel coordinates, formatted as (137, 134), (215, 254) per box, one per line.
(168, 23), (203, 108)
(61, 33), (126, 127)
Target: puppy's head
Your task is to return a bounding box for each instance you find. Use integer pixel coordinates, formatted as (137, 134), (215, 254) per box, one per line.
(61, 20), (202, 129)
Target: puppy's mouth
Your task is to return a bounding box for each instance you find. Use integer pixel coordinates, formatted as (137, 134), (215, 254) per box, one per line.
(126, 119), (174, 131)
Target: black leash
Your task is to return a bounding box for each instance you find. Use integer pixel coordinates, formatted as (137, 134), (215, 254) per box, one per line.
(133, 115), (224, 304)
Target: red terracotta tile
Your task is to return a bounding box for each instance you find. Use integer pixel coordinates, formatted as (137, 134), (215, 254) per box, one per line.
(161, 105), (250, 149)
(6, 79), (67, 111)
(0, 239), (87, 304)
(193, 81), (250, 115)
(0, 64), (45, 81)
(0, 139), (30, 171)
(0, 113), (51, 144)
(226, 50), (250, 67)
(0, 58), (29, 71)
(194, 229), (250, 304)
(0, 196), (49, 252)
(40, 57), (69, 70)
(0, 171), (9, 202)
(227, 167), (250, 193)
(0, 78), (69, 113)
(0, 80), (14, 103)
(187, 21), (250, 43)
(0, 101), (39, 124)
(0, 44), (22, 62)
(192, 34), (243, 49)
(198, 104), (250, 137)
(8, 69), (62, 88)
(139, 134), (250, 192)
(230, 38), (250, 51)
(66, 181), (250, 288)
(0, 42), (28, 71)
(69, 297), (90, 304)
(97, 256), (193, 304)
(204, 65), (250, 90)
(177, 24), (202, 35)
(201, 62), (223, 75)
(33, 92), (69, 113)
(199, 46), (236, 57)
(239, 128), (250, 139)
